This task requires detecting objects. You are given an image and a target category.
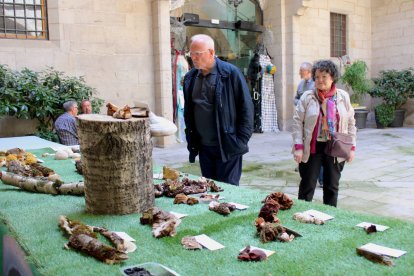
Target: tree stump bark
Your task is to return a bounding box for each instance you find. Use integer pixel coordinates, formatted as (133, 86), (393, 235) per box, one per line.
(77, 114), (154, 215)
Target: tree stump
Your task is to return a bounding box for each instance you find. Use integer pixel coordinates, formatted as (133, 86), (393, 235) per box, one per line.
(77, 114), (154, 215)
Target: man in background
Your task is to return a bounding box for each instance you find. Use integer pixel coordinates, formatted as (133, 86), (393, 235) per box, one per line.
(294, 62), (314, 105)
(294, 62), (323, 187)
(55, 101), (79, 145)
(183, 34), (254, 186)
(81, 99), (92, 114)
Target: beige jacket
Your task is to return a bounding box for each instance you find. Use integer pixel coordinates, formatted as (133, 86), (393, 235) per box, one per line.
(292, 88), (357, 163)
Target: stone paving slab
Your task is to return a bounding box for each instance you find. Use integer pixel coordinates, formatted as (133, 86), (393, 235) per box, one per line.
(368, 204), (414, 222)
(384, 187), (414, 198)
(339, 189), (387, 201)
(378, 175), (409, 181)
(338, 197), (385, 216)
(376, 192), (414, 206)
(375, 181), (414, 188)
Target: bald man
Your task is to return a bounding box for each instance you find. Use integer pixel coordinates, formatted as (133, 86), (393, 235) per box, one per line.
(183, 34), (254, 185)
(81, 99), (92, 114)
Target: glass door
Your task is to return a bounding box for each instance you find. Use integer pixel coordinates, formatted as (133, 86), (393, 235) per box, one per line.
(171, 0), (263, 76)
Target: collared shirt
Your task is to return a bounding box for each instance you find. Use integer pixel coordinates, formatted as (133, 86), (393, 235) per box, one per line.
(294, 78), (315, 106)
(302, 79), (315, 91)
(54, 112), (79, 145)
(192, 64), (218, 146)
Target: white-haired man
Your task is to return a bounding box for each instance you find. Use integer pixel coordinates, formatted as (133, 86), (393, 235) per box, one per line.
(183, 34), (254, 186)
(294, 62), (315, 106)
(55, 101), (79, 145)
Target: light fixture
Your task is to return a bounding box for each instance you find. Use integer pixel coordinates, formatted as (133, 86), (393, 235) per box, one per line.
(228, 0), (243, 8)
(228, 0), (243, 20)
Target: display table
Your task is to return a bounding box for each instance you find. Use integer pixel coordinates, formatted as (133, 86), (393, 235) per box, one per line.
(1, 146), (414, 275)
(0, 135), (69, 151)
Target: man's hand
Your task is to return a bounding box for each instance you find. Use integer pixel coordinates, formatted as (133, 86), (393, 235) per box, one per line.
(293, 150), (303, 164)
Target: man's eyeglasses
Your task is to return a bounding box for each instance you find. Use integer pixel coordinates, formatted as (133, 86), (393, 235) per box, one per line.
(189, 50), (208, 57)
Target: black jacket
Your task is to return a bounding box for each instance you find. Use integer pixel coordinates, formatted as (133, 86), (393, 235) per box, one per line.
(183, 57), (254, 162)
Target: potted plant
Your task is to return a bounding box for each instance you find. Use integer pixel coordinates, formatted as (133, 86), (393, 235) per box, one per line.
(373, 103), (394, 128)
(369, 68), (414, 128)
(340, 60), (371, 129)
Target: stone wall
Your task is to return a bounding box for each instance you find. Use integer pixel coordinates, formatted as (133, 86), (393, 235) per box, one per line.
(372, 0), (414, 74)
(0, 0), (155, 109)
(266, 0), (372, 129)
(0, 0), (174, 140)
(0, 117), (39, 138)
(297, 0), (372, 64)
(297, 0), (373, 112)
(1, 0), (413, 137)
(371, 0), (414, 125)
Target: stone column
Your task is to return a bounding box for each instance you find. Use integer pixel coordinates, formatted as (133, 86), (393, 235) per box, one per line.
(152, 0), (175, 147)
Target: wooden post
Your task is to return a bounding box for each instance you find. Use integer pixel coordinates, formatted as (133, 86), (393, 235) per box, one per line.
(77, 114), (154, 215)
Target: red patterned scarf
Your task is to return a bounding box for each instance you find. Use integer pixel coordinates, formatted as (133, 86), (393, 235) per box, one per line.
(317, 84), (337, 140)
(310, 84), (337, 154)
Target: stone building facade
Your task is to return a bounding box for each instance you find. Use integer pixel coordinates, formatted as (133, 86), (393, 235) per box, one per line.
(0, 0), (413, 142)
(0, 0), (174, 146)
(266, 0), (414, 127)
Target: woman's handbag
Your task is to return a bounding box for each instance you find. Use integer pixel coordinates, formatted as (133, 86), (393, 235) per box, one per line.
(324, 132), (353, 159)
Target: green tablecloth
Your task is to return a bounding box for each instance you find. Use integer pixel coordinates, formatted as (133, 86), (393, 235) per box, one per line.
(1, 148), (413, 275)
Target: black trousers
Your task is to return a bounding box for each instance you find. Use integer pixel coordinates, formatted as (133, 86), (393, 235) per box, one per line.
(298, 142), (345, 207)
(199, 145), (242, 186)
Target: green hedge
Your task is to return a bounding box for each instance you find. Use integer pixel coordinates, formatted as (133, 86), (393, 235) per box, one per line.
(0, 65), (103, 141)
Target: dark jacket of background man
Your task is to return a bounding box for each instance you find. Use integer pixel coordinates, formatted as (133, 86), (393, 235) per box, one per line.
(184, 57), (254, 164)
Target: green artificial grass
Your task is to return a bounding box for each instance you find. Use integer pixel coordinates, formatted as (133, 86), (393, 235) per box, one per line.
(1, 148), (414, 275)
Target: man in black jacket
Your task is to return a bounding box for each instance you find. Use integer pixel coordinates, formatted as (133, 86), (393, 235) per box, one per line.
(183, 34), (254, 185)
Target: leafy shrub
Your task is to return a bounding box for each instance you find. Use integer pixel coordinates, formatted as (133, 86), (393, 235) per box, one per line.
(375, 103), (395, 127)
(0, 65), (104, 140)
(340, 60), (371, 105)
(369, 68), (414, 109)
(369, 67), (414, 127)
(0, 65), (22, 117)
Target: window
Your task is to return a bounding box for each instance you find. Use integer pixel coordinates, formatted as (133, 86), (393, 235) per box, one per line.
(330, 12), (346, 57)
(0, 0), (48, 40)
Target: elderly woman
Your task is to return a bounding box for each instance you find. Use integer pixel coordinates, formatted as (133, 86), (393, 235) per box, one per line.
(292, 60), (356, 207)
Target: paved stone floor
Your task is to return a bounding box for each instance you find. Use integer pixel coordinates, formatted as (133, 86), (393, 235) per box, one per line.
(153, 127), (414, 222)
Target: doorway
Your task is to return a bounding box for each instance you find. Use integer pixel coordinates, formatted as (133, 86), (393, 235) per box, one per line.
(170, 0), (263, 75)
(170, 0), (277, 139)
